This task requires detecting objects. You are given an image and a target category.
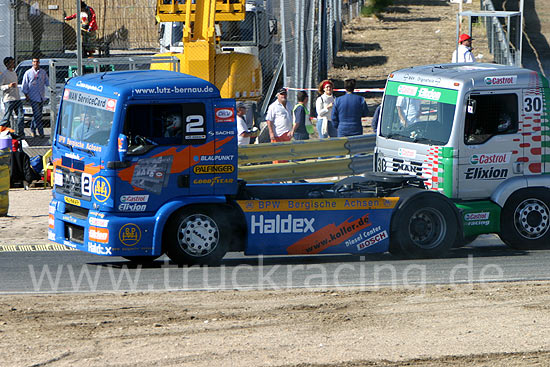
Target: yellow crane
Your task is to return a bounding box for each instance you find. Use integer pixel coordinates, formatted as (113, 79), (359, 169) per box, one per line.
(152, 0), (262, 101)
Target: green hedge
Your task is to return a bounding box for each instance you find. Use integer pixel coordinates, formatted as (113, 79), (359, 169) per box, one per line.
(361, 0), (393, 16)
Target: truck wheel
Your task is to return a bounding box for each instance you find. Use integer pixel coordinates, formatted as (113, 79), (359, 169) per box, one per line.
(499, 189), (550, 250)
(390, 191), (457, 258)
(165, 207), (229, 266)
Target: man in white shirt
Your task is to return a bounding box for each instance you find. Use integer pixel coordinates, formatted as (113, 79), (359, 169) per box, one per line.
(452, 33), (475, 63)
(236, 103), (257, 145)
(396, 96), (421, 127)
(0, 57), (24, 136)
(266, 88), (293, 143)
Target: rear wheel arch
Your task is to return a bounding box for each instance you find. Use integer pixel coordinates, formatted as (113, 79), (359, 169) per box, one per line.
(161, 202), (245, 265)
(389, 188), (460, 258)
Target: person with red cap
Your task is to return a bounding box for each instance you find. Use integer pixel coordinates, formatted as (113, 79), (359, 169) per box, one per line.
(452, 33), (475, 63)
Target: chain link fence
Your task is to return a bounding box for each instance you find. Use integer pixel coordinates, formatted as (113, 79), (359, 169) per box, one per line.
(11, 0), (158, 61)
(479, 0), (522, 66)
(276, 0), (363, 112)
(1, 0), (365, 118)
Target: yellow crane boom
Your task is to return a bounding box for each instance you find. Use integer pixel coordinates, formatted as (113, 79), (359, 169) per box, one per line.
(153, 0), (262, 101)
(156, 0), (246, 23)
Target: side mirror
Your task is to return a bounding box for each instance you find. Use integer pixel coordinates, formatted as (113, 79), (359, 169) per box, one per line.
(467, 99), (476, 114)
(118, 133), (128, 162)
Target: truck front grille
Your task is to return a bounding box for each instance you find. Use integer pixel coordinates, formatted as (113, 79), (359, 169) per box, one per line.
(65, 203), (89, 220)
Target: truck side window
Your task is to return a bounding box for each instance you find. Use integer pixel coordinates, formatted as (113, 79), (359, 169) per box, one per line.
(464, 93), (518, 145)
(124, 103), (207, 150)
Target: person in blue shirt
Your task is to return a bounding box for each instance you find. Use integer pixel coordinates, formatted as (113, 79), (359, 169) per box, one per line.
(291, 90), (310, 141)
(21, 57), (49, 138)
(331, 78), (369, 137)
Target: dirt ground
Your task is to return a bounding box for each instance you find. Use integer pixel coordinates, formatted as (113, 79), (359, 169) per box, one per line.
(3, 1), (550, 366)
(2, 280), (550, 366)
(0, 188), (51, 247)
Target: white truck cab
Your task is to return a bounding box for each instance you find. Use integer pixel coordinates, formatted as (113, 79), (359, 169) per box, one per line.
(375, 63), (550, 249)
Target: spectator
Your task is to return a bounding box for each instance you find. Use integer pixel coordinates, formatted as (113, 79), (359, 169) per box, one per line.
(371, 104), (381, 134)
(0, 57), (24, 137)
(291, 90), (310, 141)
(236, 103), (257, 145)
(452, 33), (475, 63)
(266, 88), (292, 142)
(21, 57), (49, 138)
(65, 1), (98, 57)
(315, 79), (337, 138)
(266, 88), (292, 163)
(396, 96), (421, 127)
(331, 79), (369, 137)
(28, 2), (44, 58)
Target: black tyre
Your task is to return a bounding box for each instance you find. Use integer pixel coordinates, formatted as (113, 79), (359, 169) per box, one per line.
(165, 207), (229, 266)
(390, 189), (458, 258)
(122, 256), (160, 265)
(499, 188), (550, 250)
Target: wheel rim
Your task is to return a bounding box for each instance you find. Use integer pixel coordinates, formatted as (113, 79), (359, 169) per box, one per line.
(408, 207), (446, 249)
(514, 198), (550, 240)
(177, 214), (219, 257)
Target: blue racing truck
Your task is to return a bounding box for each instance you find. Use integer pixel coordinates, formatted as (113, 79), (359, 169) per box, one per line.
(49, 70), (463, 264)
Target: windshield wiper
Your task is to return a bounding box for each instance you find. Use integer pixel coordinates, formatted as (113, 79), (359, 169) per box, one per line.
(412, 137), (445, 145)
(58, 141), (73, 152)
(384, 133), (409, 141)
(73, 145), (96, 157)
(412, 136), (430, 143)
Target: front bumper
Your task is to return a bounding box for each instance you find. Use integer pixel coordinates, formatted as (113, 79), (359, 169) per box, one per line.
(48, 198), (161, 257)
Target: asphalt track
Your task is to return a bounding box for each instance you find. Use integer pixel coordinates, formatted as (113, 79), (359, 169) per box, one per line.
(2, 235), (550, 294)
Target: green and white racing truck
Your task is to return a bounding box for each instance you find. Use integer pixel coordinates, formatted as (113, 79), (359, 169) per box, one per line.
(375, 63), (550, 250)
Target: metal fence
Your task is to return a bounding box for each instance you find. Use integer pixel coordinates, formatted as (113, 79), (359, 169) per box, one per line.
(1, 0), (365, 117)
(5, 0), (159, 62)
(276, 0), (363, 112)
(479, 0), (523, 66)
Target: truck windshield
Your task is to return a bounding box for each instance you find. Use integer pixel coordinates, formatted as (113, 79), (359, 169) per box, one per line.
(379, 82), (458, 145)
(58, 100), (114, 147)
(220, 12), (256, 44)
(168, 12), (257, 46)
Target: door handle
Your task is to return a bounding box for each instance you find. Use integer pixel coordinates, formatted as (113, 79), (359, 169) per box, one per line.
(513, 162), (523, 174)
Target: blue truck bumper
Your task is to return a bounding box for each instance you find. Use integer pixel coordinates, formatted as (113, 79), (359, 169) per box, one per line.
(48, 198), (161, 257)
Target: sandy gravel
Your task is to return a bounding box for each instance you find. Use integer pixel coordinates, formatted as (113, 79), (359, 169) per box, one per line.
(2, 282), (550, 366)
(0, 188), (51, 246)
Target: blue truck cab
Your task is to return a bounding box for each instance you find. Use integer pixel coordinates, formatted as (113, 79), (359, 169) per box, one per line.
(49, 70), (462, 264)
